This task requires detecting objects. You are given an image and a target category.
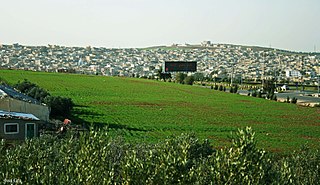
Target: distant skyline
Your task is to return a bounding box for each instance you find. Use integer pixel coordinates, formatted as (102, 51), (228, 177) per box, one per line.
(1, 0), (319, 52)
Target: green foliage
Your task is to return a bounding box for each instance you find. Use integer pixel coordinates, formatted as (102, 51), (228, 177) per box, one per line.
(13, 79), (73, 118)
(219, 85), (223, 91)
(175, 73), (187, 84)
(263, 79), (276, 94)
(157, 68), (172, 82)
(27, 86), (50, 102)
(193, 72), (205, 82)
(286, 96), (290, 103)
(184, 76), (195, 85)
(214, 84), (219, 90)
(258, 91), (262, 98)
(44, 96), (74, 117)
(252, 90), (257, 97)
(229, 85), (238, 93)
(14, 79), (38, 94)
(14, 79), (51, 102)
(291, 97), (298, 104)
(234, 84), (238, 93)
(229, 86), (234, 93)
(1, 128), (319, 184)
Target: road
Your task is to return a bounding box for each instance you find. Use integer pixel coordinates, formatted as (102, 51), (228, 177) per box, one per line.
(238, 90), (320, 103)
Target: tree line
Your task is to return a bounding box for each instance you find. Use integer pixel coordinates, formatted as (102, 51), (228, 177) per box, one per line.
(13, 79), (74, 118)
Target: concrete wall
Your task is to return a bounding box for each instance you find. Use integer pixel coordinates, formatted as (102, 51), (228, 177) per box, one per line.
(0, 119), (39, 140)
(0, 98), (49, 121)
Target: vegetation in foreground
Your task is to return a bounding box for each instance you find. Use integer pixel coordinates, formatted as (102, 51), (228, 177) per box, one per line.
(0, 70), (319, 152)
(1, 127), (319, 184)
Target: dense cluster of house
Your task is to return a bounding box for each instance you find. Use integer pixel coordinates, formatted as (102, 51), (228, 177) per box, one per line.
(0, 42), (319, 84)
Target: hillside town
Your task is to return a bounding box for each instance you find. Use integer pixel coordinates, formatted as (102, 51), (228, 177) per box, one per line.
(0, 42), (319, 85)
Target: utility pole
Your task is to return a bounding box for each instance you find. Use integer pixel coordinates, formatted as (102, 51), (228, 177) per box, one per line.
(301, 56), (305, 92)
(318, 67), (320, 97)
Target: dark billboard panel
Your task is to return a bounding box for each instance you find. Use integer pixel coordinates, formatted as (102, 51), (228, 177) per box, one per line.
(164, 61), (197, 72)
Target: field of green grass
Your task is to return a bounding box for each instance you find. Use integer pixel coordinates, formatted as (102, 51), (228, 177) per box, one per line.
(1, 69), (319, 152)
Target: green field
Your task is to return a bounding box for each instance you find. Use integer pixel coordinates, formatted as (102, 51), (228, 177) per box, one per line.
(1, 70), (319, 152)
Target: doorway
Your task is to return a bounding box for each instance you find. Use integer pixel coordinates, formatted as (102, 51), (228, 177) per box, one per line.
(25, 123), (36, 139)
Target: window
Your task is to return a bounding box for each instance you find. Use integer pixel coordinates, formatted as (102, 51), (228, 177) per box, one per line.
(4, 123), (19, 134)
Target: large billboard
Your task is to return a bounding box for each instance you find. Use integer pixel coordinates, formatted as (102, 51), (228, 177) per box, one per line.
(164, 61), (197, 72)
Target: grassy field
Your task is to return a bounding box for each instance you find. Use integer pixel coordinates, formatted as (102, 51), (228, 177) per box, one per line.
(1, 69), (319, 152)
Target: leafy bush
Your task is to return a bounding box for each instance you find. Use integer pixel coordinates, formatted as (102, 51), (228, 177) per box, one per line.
(214, 85), (219, 90)
(291, 97), (298, 104)
(252, 90), (257, 97)
(13, 80), (73, 118)
(176, 73), (187, 84)
(14, 79), (38, 94)
(229, 85), (238, 93)
(1, 127), (319, 184)
(27, 86), (50, 102)
(44, 96), (74, 117)
(286, 96), (290, 103)
(184, 76), (195, 85)
(229, 86), (234, 93)
(258, 91), (262, 98)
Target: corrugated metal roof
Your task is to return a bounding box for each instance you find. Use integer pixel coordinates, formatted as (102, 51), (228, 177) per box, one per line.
(0, 89), (7, 97)
(0, 85), (40, 104)
(0, 110), (40, 121)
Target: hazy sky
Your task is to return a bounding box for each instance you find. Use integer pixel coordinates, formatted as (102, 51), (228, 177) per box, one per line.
(1, 0), (319, 51)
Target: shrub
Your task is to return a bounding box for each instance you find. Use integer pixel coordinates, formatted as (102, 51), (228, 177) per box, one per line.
(14, 79), (37, 94)
(286, 96), (290, 103)
(291, 97), (298, 104)
(230, 85), (238, 93)
(14, 80), (51, 102)
(230, 86), (234, 93)
(214, 85), (218, 90)
(44, 96), (74, 117)
(176, 73), (186, 84)
(1, 127), (319, 184)
(252, 90), (257, 97)
(26, 86), (50, 102)
(13, 80), (73, 118)
(233, 84), (238, 93)
(258, 91), (262, 98)
(184, 76), (195, 85)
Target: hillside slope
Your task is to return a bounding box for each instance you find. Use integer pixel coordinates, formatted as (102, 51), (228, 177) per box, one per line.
(1, 69), (319, 151)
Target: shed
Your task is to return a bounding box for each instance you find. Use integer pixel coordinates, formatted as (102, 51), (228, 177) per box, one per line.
(0, 110), (41, 140)
(0, 85), (50, 122)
